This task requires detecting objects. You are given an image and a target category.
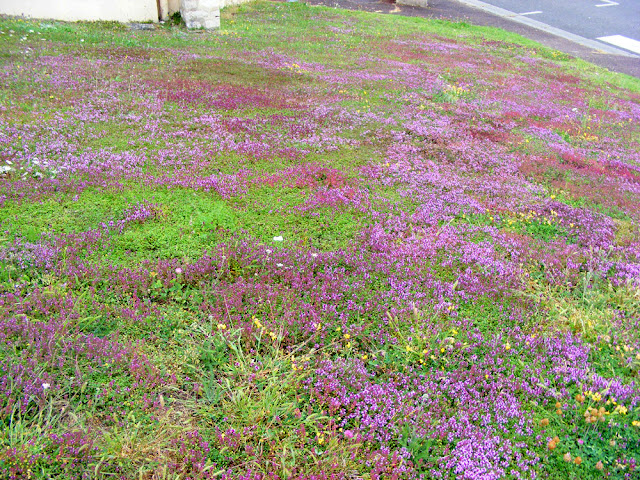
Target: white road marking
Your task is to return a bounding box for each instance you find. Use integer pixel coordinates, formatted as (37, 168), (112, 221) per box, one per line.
(597, 35), (640, 55)
(519, 11), (542, 16)
(595, 0), (618, 7)
(453, 0), (638, 57)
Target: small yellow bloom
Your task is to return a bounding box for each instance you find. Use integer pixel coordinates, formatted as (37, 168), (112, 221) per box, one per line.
(614, 405), (628, 415)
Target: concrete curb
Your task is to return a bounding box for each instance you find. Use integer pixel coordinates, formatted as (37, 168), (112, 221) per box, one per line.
(453, 0), (639, 58)
(397, 0), (429, 8)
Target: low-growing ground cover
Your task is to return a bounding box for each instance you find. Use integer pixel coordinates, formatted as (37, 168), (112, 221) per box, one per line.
(1, 2), (640, 478)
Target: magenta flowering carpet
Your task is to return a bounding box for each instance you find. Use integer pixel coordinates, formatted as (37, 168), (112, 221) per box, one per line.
(0, 3), (639, 479)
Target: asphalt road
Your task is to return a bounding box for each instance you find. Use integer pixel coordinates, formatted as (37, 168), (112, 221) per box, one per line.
(305, 0), (640, 78)
(480, 0), (639, 39)
(463, 0), (640, 55)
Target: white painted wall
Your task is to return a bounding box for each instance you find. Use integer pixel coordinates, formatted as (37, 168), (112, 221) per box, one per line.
(159, 0), (183, 20)
(0, 0), (159, 23)
(168, 0), (181, 15)
(164, 0), (251, 21)
(181, 0), (220, 29)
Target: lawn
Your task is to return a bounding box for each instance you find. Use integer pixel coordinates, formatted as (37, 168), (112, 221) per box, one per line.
(1, 2), (640, 479)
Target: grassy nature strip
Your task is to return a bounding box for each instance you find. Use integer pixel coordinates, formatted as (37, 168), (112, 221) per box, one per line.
(1, 2), (640, 479)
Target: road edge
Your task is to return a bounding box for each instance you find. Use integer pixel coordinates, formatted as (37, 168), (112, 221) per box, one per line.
(453, 0), (640, 58)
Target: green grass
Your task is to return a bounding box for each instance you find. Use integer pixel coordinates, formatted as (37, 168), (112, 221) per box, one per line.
(1, 2), (640, 478)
